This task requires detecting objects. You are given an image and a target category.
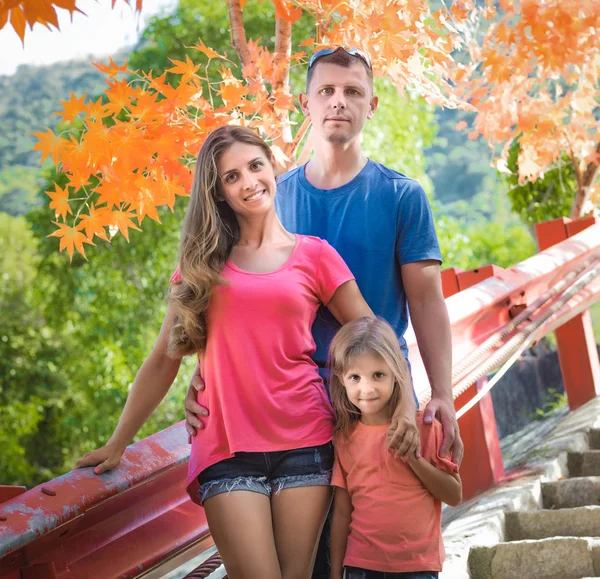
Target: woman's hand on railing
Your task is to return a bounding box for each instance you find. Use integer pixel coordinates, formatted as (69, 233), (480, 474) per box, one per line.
(75, 442), (127, 475)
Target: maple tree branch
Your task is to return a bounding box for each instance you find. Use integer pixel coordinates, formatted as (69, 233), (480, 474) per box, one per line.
(570, 139), (600, 218)
(273, 16), (292, 93)
(297, 125), (314, 166)
(582, 140), (600, 189)
(227, 0), (251, 69)
(287, 116), (311, 157)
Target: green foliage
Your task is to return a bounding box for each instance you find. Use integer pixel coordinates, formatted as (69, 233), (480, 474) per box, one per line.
(362, 80), (436, 193)
(0, 165), (42, 216)
(425, 108), (501, 205)
(437, 215), (537, 270)
(527, 388), (568, 421)
(504, 139), (577, 224)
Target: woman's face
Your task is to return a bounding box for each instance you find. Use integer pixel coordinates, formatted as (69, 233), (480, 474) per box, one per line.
(217, 142), (277, 218)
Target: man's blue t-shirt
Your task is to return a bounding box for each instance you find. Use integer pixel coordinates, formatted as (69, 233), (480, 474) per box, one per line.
(275, 159), (442, 368)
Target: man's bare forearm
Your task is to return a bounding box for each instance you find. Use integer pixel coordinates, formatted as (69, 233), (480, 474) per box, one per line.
(409, 298), (452, 401)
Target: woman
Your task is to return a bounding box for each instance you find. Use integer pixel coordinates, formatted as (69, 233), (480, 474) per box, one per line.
(76, 126), (417, 579)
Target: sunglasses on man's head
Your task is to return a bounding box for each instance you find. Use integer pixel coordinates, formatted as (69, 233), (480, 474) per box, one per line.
(308, 47), (372, 71)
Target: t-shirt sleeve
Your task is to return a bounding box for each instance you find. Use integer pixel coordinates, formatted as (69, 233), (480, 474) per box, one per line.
(316, 240), (355, 305)
(395, 180), (442, 266)
(170, 266), (182, 284)
(418, 413), (459, 474)
(331, 436), (348, 489)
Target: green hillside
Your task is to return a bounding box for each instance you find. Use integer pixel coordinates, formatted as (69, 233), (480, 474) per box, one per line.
(0, 55), (126, 215)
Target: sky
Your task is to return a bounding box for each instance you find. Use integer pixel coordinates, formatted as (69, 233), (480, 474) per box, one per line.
(0, 0), (178, 76)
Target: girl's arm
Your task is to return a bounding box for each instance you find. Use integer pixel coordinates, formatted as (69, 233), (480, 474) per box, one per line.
(327, 281), (419, 459)
(76, 305), (183, 474)
(406, 454), (462, 506)
(330, 486), (353, 579)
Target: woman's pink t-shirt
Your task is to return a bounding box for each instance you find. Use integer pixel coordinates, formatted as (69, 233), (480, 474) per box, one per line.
(171, 235), (355, 503)
(332, 413), (459, 573)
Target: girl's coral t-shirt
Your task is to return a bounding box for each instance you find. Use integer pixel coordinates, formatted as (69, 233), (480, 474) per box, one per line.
(332, 413), (459, 573)
(171, 235), (355, 504)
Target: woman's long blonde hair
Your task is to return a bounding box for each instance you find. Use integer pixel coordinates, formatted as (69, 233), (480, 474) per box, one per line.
(328, 317), (412, 435)
(168, 125), (274, 357)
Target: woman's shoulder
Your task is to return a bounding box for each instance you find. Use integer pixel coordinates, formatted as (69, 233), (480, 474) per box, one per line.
(296, 234), (329, 247)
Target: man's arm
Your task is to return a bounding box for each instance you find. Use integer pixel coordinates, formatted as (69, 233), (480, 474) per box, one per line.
(184, 365), (208, 441)
(401, 260), (464, 465)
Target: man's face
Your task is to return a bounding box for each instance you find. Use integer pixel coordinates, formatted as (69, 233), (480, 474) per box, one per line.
(299, 63), (378, 146)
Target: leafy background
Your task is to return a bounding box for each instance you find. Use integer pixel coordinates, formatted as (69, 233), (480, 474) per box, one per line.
(0, 0), (597, 486)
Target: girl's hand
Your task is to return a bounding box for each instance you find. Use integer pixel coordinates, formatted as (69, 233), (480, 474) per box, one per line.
(75, 442), (127, 475)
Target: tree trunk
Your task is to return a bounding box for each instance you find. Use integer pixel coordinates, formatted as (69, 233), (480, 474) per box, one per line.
(273, 15), (293, 147)
(227, 0), (251, 68)
(570, 140), (600, 218)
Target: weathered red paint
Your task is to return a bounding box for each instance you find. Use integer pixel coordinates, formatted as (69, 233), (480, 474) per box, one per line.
(446, 265), (505, 501)
(536, 216), (600, 410)
(0, 488), (26, 504)
(0, 423), (213, 578)
(0, 220), (598, 578)
(440, 267), (463, 298)
(455, 378), (505, 500)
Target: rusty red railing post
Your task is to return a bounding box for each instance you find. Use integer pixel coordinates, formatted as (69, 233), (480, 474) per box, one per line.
(535, 216), (600, 410)
(442, 267), (505, 500)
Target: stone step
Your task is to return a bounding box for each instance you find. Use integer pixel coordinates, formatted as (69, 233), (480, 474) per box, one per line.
(543, 477), (600, 509)
(591, 429), (600, 450)
(569, 451), (600, 477)
(505, 506), (600, 540)
(468, 536), (600, 579)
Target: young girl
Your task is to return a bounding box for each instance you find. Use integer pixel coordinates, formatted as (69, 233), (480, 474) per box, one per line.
(328, 317), (462, 579)
(76, 126), (419, 579)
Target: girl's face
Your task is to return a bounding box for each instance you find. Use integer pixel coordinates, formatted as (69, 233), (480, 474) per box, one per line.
(217, 142), (277, 218)
(341, 352), (395, 426)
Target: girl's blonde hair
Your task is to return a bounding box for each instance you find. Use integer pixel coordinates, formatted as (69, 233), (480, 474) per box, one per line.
(168, 125), (274, 357)
(328, 317), (412, 435)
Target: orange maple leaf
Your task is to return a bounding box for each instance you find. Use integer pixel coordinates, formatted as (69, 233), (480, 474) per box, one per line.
(272, 0), (302, 24)
(189, 41), (227, 61)
(220, 80), (248, 106)
(32, 127), (66, 165)
(55, 92), (87, 123)
(48, 222), (94, 262)
(78, 205), (110, 241)
(92, 57), (130, 78)
(110, 208), (141, 242)
(104, 78), (135, 115)
(9, 4), (26, 43)
(46, 184), (72, 221)
(168, 56), (200, 83)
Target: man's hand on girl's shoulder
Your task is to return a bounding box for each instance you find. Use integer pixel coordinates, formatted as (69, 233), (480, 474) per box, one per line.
(385, 402), (421, 460)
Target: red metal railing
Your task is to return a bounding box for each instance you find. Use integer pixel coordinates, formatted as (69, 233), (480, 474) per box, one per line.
(1, 216), (599, 578)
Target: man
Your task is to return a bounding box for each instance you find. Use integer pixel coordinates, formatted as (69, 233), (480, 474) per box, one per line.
(184, 46), (463, 575)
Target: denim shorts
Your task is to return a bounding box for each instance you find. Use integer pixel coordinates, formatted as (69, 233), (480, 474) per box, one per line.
(197, 442), (334, 505)
(344, 568), (438, 579)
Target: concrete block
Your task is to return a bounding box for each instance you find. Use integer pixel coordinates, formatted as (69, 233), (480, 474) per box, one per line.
(505, 506), (600, 540)
(467, 545), (495, 579)
(543, 477), (600, 509)
(569, 451), (600, 477)
(590, 429), (600, 450)
(469, 537), (597, 579)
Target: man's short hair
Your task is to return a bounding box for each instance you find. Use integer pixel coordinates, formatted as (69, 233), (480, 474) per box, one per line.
(306, 47), (374, 90)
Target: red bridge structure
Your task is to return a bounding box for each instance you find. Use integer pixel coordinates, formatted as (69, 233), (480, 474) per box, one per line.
(1, 216), (599, 579)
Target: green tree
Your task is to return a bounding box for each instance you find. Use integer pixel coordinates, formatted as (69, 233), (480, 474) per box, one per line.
(504, 139), (578, 226)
